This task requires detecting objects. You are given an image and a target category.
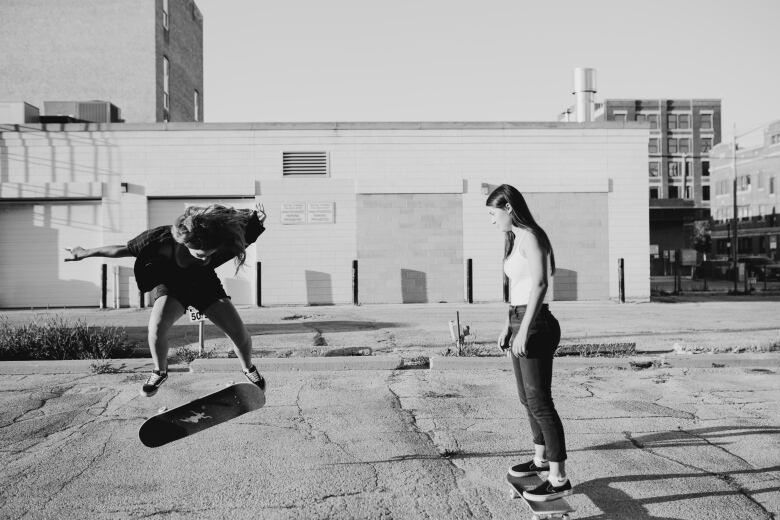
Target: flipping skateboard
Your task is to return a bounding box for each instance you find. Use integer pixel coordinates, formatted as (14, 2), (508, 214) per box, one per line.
(139, 383), (265, 448)
(506, 473), (575, 520)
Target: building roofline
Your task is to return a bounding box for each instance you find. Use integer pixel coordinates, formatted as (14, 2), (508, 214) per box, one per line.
(0, 121), (649, 133)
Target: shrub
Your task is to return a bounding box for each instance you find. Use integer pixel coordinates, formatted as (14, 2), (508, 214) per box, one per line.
(0, 315), (136, 360)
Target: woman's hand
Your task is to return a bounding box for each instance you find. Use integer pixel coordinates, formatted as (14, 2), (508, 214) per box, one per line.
(497, 327), (510, 351)
(64, 247), (88, 262)
(511, 327), (529, 358)
(255, 202), (267, 225)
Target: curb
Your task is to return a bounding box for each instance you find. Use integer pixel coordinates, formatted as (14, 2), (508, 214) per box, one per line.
(429, 353), (780, 370)
(0, 359), (189, 375)
(190, 356), (404, 372)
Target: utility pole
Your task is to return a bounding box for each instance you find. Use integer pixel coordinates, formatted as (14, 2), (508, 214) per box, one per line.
(732, 124), (739, 293)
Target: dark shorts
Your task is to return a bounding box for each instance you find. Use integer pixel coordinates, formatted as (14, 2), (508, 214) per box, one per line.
(149, 274), (228, 313)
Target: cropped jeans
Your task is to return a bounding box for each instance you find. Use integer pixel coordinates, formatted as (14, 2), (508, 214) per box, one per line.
(506, 304), (567, 462)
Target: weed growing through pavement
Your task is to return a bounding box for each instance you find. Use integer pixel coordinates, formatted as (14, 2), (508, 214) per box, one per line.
(90, 361), (122, 374)
(0, 314), (136, 360)
(174, 346), (217, 364)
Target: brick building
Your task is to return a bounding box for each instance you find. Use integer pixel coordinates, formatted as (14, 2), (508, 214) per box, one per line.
(709, 120), (780, 261)
(0, 121), (651, 307)
(593, 99), (722, 274)
(0, 0), (203, 123)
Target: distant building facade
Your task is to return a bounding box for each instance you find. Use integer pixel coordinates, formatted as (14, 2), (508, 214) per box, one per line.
(594, 99), (722, 274)
(709, 120), (780, 261)
(0, 0), (203, 123)
(0, 121), (651, 307)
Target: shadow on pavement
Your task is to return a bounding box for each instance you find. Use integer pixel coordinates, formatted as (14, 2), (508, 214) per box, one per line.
(575, 466), (780, 520)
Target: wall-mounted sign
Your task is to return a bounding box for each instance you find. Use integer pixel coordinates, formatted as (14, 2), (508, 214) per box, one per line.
(771, 237), (777, 250)
(649, 244), (659, 257)
(281, 201), (335, 225)
(307, 202), (335, 224)
(280, 202), (306, 225)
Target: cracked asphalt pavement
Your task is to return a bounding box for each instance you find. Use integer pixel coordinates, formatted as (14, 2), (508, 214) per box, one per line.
(1, 359), (779, 519)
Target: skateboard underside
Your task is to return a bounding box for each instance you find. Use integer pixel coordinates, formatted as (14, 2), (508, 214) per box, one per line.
(139, 383), (265, 448)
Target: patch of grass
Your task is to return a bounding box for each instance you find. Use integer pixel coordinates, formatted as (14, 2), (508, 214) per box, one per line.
(90, 361), (122, 374)
(556, 342), (637, 357)
(0, 314), (136, 360)
(174, 345), (218, 364)
(673, 341), (780, 354)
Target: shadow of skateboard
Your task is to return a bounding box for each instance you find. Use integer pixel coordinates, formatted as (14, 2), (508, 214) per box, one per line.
(506, 473), (575, 520)
(139, 383), (265, 448)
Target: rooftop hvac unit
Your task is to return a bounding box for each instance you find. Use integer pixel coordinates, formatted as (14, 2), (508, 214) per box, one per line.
(43, 100), (122, 122)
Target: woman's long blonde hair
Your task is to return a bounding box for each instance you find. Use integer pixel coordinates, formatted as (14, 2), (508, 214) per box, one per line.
(171, 204), (252, 271)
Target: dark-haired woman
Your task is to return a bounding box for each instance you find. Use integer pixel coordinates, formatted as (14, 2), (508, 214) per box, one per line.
(486, 184), (572, 502)
(65, 204), (267, 397)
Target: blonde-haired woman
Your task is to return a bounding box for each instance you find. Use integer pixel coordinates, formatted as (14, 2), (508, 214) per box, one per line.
(66, 204), (267, 396)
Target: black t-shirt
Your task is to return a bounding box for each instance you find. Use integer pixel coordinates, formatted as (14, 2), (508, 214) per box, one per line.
(127, 212), (264, 292)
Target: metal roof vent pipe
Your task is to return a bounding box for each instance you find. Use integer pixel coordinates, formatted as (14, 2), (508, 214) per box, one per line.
(573, 67), (597, 122)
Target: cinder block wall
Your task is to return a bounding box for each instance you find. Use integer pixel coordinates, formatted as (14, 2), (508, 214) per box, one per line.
(356, 194), (464, 304)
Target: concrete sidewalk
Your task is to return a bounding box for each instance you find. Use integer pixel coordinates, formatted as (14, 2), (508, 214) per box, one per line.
(1, 360), (778, 519)
(2, 300), (780, 361)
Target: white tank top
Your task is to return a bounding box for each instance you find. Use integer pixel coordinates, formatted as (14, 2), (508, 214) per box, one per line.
(504, 229), (553, 306)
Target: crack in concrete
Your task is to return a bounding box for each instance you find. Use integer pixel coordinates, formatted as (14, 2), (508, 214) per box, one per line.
(293, 381), (380, 497)
(24, 431), (114, 520)
(386, 371), (476, 519)
(623, 430), (775, 519)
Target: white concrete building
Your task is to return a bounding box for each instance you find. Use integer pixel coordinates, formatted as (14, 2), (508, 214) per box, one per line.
(0, 121), (650, 308)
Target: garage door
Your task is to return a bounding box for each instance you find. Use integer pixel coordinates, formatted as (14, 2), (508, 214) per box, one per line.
(0, 201), (103, 308)
(147, 199), (257, 306)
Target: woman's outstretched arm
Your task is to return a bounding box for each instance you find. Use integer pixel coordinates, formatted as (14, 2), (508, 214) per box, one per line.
(64, 245), (132, 261)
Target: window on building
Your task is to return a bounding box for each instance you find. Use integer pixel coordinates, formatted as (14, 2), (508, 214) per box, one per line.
(612, 111), (627, 122)
(701, 137), (713, 153)
(684, 185), (692, 199)
(649, 187), (659, 199)
(702, 160), (710, 176)
(163, 56), (170, 111)
(647, 114), (659, 129)
(702, 185), (710, 201)
(194, 90), (199, 121)
(679, 138), (690, 154)
(667, 138), (678, 154)
(678, 114), (690, 129)
(701, 113), (713, 130)
(668, 185), (680, 198)
(163, 0), (169, 30)
(770, 176), (775, 194)
(649, 162), (660, 177)
(649, 138), (659, 154)
(668, 162), (680, 177)
(667, 114), (677, 130)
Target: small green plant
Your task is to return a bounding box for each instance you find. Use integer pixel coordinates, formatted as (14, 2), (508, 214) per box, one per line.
(174, 345), (218, 364)
(0, 314), (136, 360)
(90, 361), (122, 374)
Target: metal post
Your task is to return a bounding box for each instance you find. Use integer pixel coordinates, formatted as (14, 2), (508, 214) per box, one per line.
(198, 320), (204, 357)
(675, 249), (682, 294)
(466, 258), (473, 304)
(256, 261), (262, 307)
(732, 125), (739, 293)
(100, 264), (107, 309)
(618, 258), (625, 303)
(352, 260), (359, 305)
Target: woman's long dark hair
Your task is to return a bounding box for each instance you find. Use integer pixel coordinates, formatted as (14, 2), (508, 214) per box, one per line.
(485, 184), (556, 275)
(171, 204), (252, 273)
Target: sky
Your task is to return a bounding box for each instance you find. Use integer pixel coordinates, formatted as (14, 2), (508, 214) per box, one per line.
(196, 0), (780, 145)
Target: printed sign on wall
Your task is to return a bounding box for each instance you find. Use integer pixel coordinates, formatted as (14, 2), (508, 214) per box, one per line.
(281, 202), (335, 225)
(307, 202), (335, 224)
(280, 202), (306, 225)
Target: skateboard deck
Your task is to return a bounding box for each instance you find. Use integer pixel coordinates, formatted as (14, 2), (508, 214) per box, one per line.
(139, 383), (265, 448)
(506, 473), (575, 520)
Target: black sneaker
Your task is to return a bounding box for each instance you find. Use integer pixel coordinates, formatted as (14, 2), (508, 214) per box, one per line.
(508, 459), (550, 477)
(141, 370), (168, 397)
(522, 478), (573, 502)
(243, 365), (266, 391)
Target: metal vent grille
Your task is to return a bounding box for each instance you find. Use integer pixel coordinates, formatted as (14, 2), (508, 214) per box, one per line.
(283, 151), (328, 175)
